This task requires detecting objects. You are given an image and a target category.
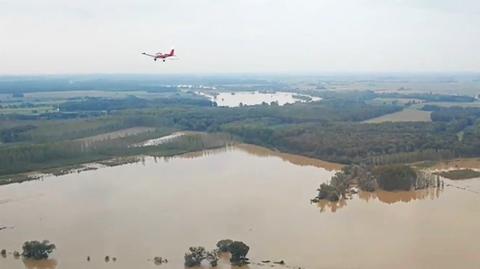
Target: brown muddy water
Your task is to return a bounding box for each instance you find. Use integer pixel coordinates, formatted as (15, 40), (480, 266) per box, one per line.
(0, 145), (479, 269)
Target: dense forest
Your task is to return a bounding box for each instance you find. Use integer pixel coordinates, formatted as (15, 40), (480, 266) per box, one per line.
(223, 105), (480, 164)
(379, 92), (476, 102)
(1, 88), (480, 179)
(0, 132), (231, 180)
(59, 96), (214, 112)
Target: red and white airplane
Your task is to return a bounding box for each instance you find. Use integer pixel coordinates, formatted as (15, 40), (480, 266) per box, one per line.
(142, 49), (176, 62)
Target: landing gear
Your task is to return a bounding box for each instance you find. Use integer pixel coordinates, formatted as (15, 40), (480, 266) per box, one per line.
(154, 58), (157, 61)
(163, 59), (166, 62)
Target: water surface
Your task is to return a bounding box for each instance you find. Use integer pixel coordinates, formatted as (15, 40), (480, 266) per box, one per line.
(197, 91), (321, 107)
(0, 145), (479, 269)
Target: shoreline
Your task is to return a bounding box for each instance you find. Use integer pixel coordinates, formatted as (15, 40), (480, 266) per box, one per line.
(3, 131), (480, 186)
(0, 141), (344, 186)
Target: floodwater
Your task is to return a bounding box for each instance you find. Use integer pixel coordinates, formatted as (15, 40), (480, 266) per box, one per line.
(197, 91), (321, 107)
(1, 145), (480, 269)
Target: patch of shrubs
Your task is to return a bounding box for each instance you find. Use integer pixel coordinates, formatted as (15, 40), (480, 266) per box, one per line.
(374, 165), (416, 191)
(22, 240), (56, 260)
(184, 239), (250, 267)
(184, 246), (218, 267)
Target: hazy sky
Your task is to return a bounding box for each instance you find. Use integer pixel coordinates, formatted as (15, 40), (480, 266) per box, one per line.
(1, 0), (480, 74)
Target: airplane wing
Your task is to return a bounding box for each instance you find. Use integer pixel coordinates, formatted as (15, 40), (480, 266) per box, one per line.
(142, 52), (156, 58)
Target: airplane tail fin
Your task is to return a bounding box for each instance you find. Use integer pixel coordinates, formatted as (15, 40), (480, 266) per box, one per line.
(169, 48), (175, 56)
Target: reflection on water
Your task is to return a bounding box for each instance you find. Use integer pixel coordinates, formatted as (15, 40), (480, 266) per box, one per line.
(316, 187), (444, 213)
(166, 145), (232, 160)
(235, 144), (342, 171)
(162, 144), (342, 171)
(359, 188), (443, 204)
(23, 259), (57, 269)
(316, 199), (348, 213)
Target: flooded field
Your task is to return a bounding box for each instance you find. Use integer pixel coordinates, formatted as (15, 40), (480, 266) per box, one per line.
(0, 145), (479, 269)
(197, 91), (321, 107)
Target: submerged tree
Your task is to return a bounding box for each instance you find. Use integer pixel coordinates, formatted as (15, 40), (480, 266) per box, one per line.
(206, 250), (219, 267)
(22, 240), (56, 260)
(228, 241), (250, 265)
(374, 165), (417, 191)
(13, 251), (20, 258)
(216, 239), (233, 252)
(184, 247), (206, 267)
(184, 246), (218, 267)
(317, 183), (339, 201)
(357, 171), (376, 192)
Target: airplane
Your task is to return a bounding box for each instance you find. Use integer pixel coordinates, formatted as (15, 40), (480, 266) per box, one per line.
(142, 48), (176, 62)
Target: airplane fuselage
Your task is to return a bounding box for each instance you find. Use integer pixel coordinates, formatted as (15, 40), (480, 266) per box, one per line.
(142, 49), (175, 62)
(155, 54), (168, 59)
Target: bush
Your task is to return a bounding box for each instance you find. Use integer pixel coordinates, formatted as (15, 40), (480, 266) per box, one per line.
(184, 247), (206, 267)
(228, 241), (250, 265)
(216, 239), (233, 252)
(13, 251), (20, 258)
(22, 240), (56, 260)
(317, 183), (339, 201)
(206, 250), (219, 267)
(358, 173), (376, 192)
(374, 165), (417, 191)
(184, 246), (218, 267)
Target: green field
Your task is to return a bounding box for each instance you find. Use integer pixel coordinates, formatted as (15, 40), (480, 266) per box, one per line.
(435, 169), (480, 180)
(364, 108), (431, 123)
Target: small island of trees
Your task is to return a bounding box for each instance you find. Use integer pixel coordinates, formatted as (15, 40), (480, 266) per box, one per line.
(2, 239), (252, 267)
(184, 246), (218, 267)
(313, 164), (443, 202)
(22, 240), (56, 260)
(184, 239), (250, 267)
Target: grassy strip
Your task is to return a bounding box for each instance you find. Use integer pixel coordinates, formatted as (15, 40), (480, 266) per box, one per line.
(0, 133), (233, 185)
(434, 169), (480, 180)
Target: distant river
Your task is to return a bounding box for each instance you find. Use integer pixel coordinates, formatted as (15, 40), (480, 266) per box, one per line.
(0, 144), (479, 269)
(196, 91), (321, 107)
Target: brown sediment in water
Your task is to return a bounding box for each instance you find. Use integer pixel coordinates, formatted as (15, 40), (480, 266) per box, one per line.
(0, 146), (479, 269)
(358, 188), (443, 204)
(173, 142), (346, 171)
(168, 144), (233, 160)
(316, 198), (348, 213)
(22, 259), (57, 269)
(315, 187), (443, 213)
(236, 144), (343, 171)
